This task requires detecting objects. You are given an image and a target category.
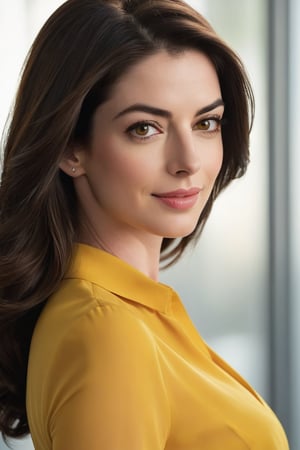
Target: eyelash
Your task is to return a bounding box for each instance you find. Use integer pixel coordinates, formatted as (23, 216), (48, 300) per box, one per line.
(126, 116), (224, 141)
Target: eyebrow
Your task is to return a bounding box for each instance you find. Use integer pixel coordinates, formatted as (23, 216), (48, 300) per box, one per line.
(113, 98), (225, 120)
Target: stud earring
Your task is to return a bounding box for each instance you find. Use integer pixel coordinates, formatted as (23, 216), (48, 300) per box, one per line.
(71, 167), (76, 173)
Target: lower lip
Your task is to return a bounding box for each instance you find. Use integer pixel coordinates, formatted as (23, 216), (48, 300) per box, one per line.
(154, 194), (199, 210)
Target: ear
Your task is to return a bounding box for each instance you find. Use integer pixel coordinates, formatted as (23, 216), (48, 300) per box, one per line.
(59, 147), (86, 178)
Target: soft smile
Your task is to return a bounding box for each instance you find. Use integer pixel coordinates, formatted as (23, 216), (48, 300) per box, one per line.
(152, 188), (202, 210)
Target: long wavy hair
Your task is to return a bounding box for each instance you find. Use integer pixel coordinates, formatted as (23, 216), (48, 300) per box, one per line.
(0, 0), (254, 440)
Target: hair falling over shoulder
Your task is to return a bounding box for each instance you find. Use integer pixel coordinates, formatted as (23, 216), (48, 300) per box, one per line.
(0, 0), (254, 440)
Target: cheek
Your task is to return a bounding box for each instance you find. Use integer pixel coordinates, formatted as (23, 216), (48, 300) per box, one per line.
(91, 148), (154, 191)
(204, 142), (223, 180)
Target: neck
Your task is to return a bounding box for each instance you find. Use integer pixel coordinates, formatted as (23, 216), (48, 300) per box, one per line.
(78, 222), (163, 281)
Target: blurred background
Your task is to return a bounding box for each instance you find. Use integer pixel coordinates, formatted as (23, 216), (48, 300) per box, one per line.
(0, 0), (299, 449)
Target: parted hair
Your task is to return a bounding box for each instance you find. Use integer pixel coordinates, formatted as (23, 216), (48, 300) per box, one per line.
(0, 0), (254, 440)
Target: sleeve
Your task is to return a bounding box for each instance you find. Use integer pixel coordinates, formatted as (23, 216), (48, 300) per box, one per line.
(46, 304), (170, 450)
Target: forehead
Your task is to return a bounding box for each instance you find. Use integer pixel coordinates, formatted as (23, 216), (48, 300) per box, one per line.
(107, 49), (221, 109)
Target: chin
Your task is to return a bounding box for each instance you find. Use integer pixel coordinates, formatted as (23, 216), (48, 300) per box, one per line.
(161, 224), (198, 239)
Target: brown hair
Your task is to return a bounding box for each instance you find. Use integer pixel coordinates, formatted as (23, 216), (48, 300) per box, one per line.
(0, 0), (254, 440)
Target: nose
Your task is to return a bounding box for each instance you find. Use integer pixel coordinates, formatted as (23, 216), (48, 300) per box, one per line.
(166, 128), (201, 176)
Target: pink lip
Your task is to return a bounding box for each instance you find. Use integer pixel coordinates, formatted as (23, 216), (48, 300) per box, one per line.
(154, 188), (201, 198)
(153, 188), (201, 210)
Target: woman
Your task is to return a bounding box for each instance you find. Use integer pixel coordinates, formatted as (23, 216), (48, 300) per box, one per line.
(0, 0), (289, 449)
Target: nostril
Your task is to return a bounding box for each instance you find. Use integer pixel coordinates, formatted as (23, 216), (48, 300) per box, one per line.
(175, 169), (191, 176)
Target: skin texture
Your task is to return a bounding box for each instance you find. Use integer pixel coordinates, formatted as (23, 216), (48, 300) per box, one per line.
(60, 50), (224, 279)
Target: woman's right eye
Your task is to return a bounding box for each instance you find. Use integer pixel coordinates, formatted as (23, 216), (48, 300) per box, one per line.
(126, 121), (162, 140)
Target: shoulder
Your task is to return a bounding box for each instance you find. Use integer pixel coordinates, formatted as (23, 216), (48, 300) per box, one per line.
(27, 280), (170, 448)
(35, 277), (132, 339)
(30, 277), (157, 372)
(28, 276), (160, 402)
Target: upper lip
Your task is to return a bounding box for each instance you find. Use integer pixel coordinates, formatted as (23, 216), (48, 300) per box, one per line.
(153, 188), (201, 198)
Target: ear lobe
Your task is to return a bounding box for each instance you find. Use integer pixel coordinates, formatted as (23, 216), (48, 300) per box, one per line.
(59, 148), (86, 177)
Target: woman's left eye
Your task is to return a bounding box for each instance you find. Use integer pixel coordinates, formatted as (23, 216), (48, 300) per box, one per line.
(194, 117), (222, 132)
(126, 121), (161, 140)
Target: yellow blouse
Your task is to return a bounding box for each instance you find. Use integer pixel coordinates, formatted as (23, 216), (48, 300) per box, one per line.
(27, 244), (289, 450)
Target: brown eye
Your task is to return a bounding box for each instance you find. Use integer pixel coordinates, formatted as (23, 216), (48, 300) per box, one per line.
(127, 121), (161, 140)
(134, 123), (150, 136)
(195, 118), (221, 132)
(197, 120), (211, 130)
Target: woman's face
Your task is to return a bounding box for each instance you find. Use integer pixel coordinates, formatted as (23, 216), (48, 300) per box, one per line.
(71, 50), (224, 247)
